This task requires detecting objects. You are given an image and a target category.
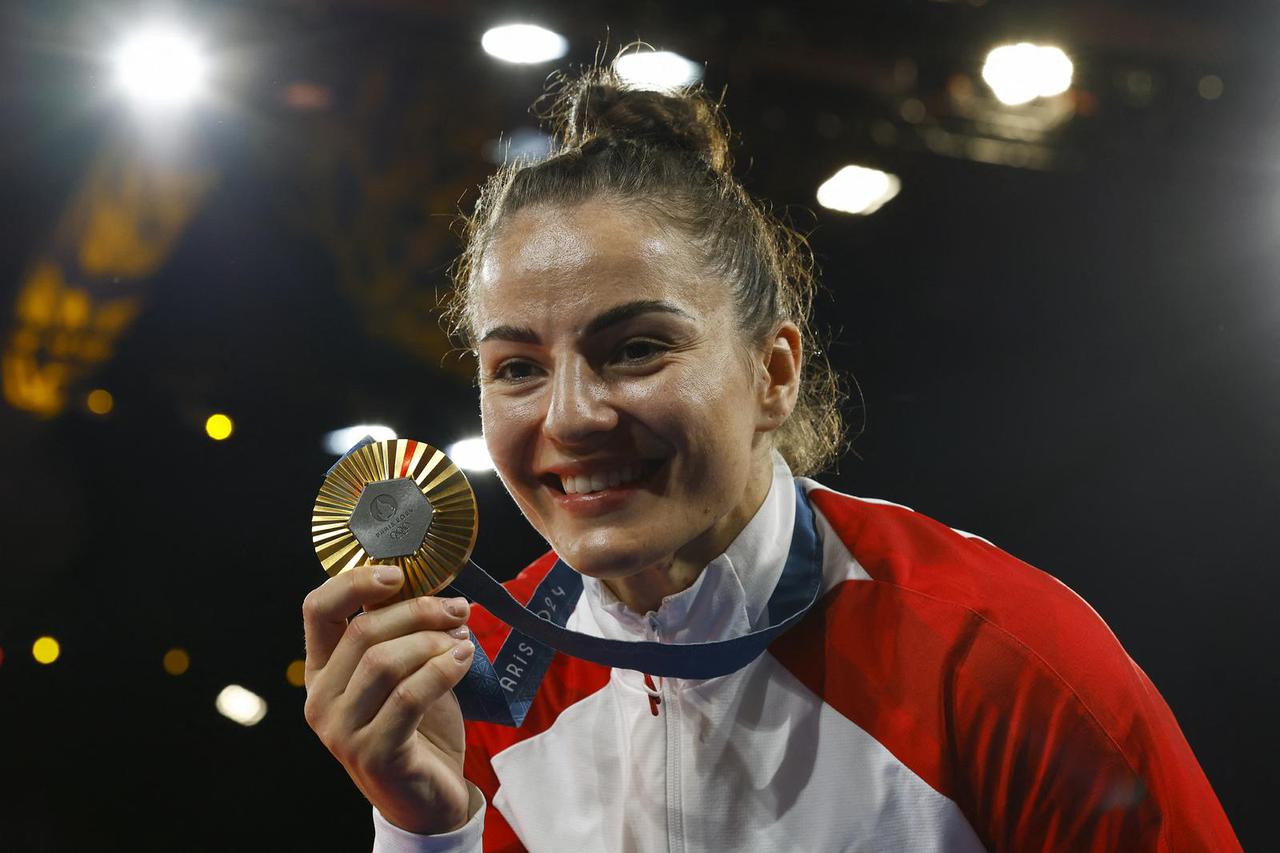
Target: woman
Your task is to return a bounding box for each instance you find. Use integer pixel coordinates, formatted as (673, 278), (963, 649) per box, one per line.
(302, 64), (1240, 851)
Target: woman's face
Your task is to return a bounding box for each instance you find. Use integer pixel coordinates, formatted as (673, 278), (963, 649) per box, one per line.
(473, 200), (784, 583)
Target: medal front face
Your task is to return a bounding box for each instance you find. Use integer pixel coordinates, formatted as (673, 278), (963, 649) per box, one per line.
(311, 438), (478, 598)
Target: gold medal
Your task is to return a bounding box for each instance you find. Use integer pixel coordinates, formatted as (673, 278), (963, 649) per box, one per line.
(311, 438), (478, 598)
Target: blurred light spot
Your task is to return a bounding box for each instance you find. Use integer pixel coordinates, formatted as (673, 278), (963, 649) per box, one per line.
(205, 413), (233, 441)
(286, 659), (306, 687)
(163, 648), (190, 676)
(1198, 75), (1223, 100)
(0, 645), (5, 668)
(982, 43), (1073, 106)
(283, 82), (331, 110)
(447, 437), (494, 472)
(112, 24), (208, 110)
(481, 24), (568, 64)
(614, 50), (703, 91)
(324, 424), (396, 455)
(33, 636), (60, 664)
(899, 98), (927, 124)
(816, 165), (901, 215)
(870, 120), (898, 147)
(216, 684), (267, 726)
(86, 388), (114, 415)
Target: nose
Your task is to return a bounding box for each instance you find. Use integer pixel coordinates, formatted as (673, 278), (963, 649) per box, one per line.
(542, 355), (617, 447)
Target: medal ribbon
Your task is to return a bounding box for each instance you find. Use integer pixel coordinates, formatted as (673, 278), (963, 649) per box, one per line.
(445, 482), (823, 727)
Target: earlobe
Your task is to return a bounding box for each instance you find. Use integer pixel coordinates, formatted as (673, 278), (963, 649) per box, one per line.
(758, 323), (803, 430)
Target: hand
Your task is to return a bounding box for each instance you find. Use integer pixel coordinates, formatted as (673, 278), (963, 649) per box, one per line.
(302, 563), (476, 834)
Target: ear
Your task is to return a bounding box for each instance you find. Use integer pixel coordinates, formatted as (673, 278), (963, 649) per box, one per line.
(756, 322), (802, 432)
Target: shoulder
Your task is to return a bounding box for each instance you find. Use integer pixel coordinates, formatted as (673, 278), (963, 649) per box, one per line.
(781, 482), (1155, 773)
(797, 480), (1127, 686)
(785, 484), (1239, 848)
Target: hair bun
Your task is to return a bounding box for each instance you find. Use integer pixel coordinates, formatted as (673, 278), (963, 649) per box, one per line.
(557, 71), (732, 175)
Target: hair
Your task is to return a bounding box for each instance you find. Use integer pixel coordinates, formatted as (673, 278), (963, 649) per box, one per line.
(445, 52), (847, 476)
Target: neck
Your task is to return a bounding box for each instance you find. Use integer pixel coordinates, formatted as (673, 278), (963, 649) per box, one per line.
(602, 449), (775, 614)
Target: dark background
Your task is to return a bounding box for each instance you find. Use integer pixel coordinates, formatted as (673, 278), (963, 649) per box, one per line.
(0, 1), (1273, 849)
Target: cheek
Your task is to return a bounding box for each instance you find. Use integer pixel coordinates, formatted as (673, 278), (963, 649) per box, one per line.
(623, 355), (757, 474)
(479, 392), (539, 480)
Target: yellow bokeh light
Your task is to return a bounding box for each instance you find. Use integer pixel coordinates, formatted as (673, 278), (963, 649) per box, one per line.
(286, 659), (306, 687)
(205, 413), (233, 440)
(87, 388), (114, 415)
(163, 647), (190, 676)
(33, 636), (61, 664)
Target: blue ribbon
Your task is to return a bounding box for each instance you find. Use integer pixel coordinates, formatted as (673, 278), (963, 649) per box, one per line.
(446, 482), (823, 727)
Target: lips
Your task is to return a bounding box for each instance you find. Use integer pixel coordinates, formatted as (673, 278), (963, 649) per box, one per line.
(538, 458), (667, 515)
(560, 463), (649, 495)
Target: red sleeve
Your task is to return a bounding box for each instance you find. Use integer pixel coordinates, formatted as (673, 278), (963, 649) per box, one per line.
(778, 489), (1242, 852)
(949, 612), (1240, 852)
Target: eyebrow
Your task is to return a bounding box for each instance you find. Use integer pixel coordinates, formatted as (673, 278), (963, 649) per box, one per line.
(478, 300), (693, 344)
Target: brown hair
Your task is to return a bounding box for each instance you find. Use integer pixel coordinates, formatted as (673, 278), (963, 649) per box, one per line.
(446, 57), (846, 476)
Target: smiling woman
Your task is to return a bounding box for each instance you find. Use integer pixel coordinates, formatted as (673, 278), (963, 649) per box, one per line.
(300, 57), (1241, 853)
(469, 199), (801, 612)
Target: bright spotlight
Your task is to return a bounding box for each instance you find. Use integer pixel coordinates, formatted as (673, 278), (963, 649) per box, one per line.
(481, 24), (568, 64)
(816, 165), (901, 216)
(982, 43), (1074, 106)
(216, 684), (267, 726)
(324, 424), (397, 455)
(447, 437), (494, 472)
(614, 51), (703, 92)
(112, 25), (208, 109)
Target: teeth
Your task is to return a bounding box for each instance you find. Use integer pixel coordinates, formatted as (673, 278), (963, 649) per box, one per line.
(560, 463), (651, 495)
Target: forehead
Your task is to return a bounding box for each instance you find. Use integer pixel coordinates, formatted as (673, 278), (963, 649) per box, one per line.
(473, 200), (718, 333)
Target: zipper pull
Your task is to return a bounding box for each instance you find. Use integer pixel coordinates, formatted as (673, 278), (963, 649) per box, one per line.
(642, 672), (662, 716)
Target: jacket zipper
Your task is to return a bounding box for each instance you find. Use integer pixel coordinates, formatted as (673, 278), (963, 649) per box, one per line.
(648, 614), (684, 853)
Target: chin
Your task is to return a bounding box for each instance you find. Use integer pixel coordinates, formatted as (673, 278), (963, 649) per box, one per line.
(557, 530), (667, 581)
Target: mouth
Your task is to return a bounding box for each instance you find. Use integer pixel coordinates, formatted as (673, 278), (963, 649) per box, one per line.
(540, 458), (667, 497)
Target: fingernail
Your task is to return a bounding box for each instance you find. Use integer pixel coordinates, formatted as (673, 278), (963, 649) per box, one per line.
(372, 565), (403, 585)
(444, 597), (469, 618)
(447, 626), (470, 640)
(452, 640), (474, 662)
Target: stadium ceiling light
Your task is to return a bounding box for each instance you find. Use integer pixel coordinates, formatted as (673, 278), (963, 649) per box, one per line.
(816, 165), (901, 216)
(481, 24), (568, 64)
(614, 51), (703, 91)
(981, 43), (1074, 107)
(447, 437), (494, 472)
(112, 24), (209, 110)
(323, 424), (397, 455)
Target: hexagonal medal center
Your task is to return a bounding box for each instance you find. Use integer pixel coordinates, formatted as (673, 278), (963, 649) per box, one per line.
(349, 478), (433, 560)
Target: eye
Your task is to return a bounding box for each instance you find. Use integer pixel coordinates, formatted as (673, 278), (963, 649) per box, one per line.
(613, 339), (667, 364)
(493, 359), (541, 382)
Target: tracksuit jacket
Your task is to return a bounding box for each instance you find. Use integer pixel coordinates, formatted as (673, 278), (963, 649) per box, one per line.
(372, 455), (1240, 852)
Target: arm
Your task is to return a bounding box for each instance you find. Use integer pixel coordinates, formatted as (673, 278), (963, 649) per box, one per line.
(951, 619), (1242, 852)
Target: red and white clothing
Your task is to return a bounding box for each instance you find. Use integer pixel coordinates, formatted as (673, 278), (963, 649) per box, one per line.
(373, 455), (1241, 852)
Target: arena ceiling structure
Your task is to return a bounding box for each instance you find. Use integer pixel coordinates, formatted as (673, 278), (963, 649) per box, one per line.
(0, 0), (1273, 848)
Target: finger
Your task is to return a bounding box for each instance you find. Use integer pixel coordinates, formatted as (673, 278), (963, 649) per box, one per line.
(311, 593), (470, 705)
(340, 629), (468, 727)
(366, 638), (475, 746)
(303, 564), (405, 675)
